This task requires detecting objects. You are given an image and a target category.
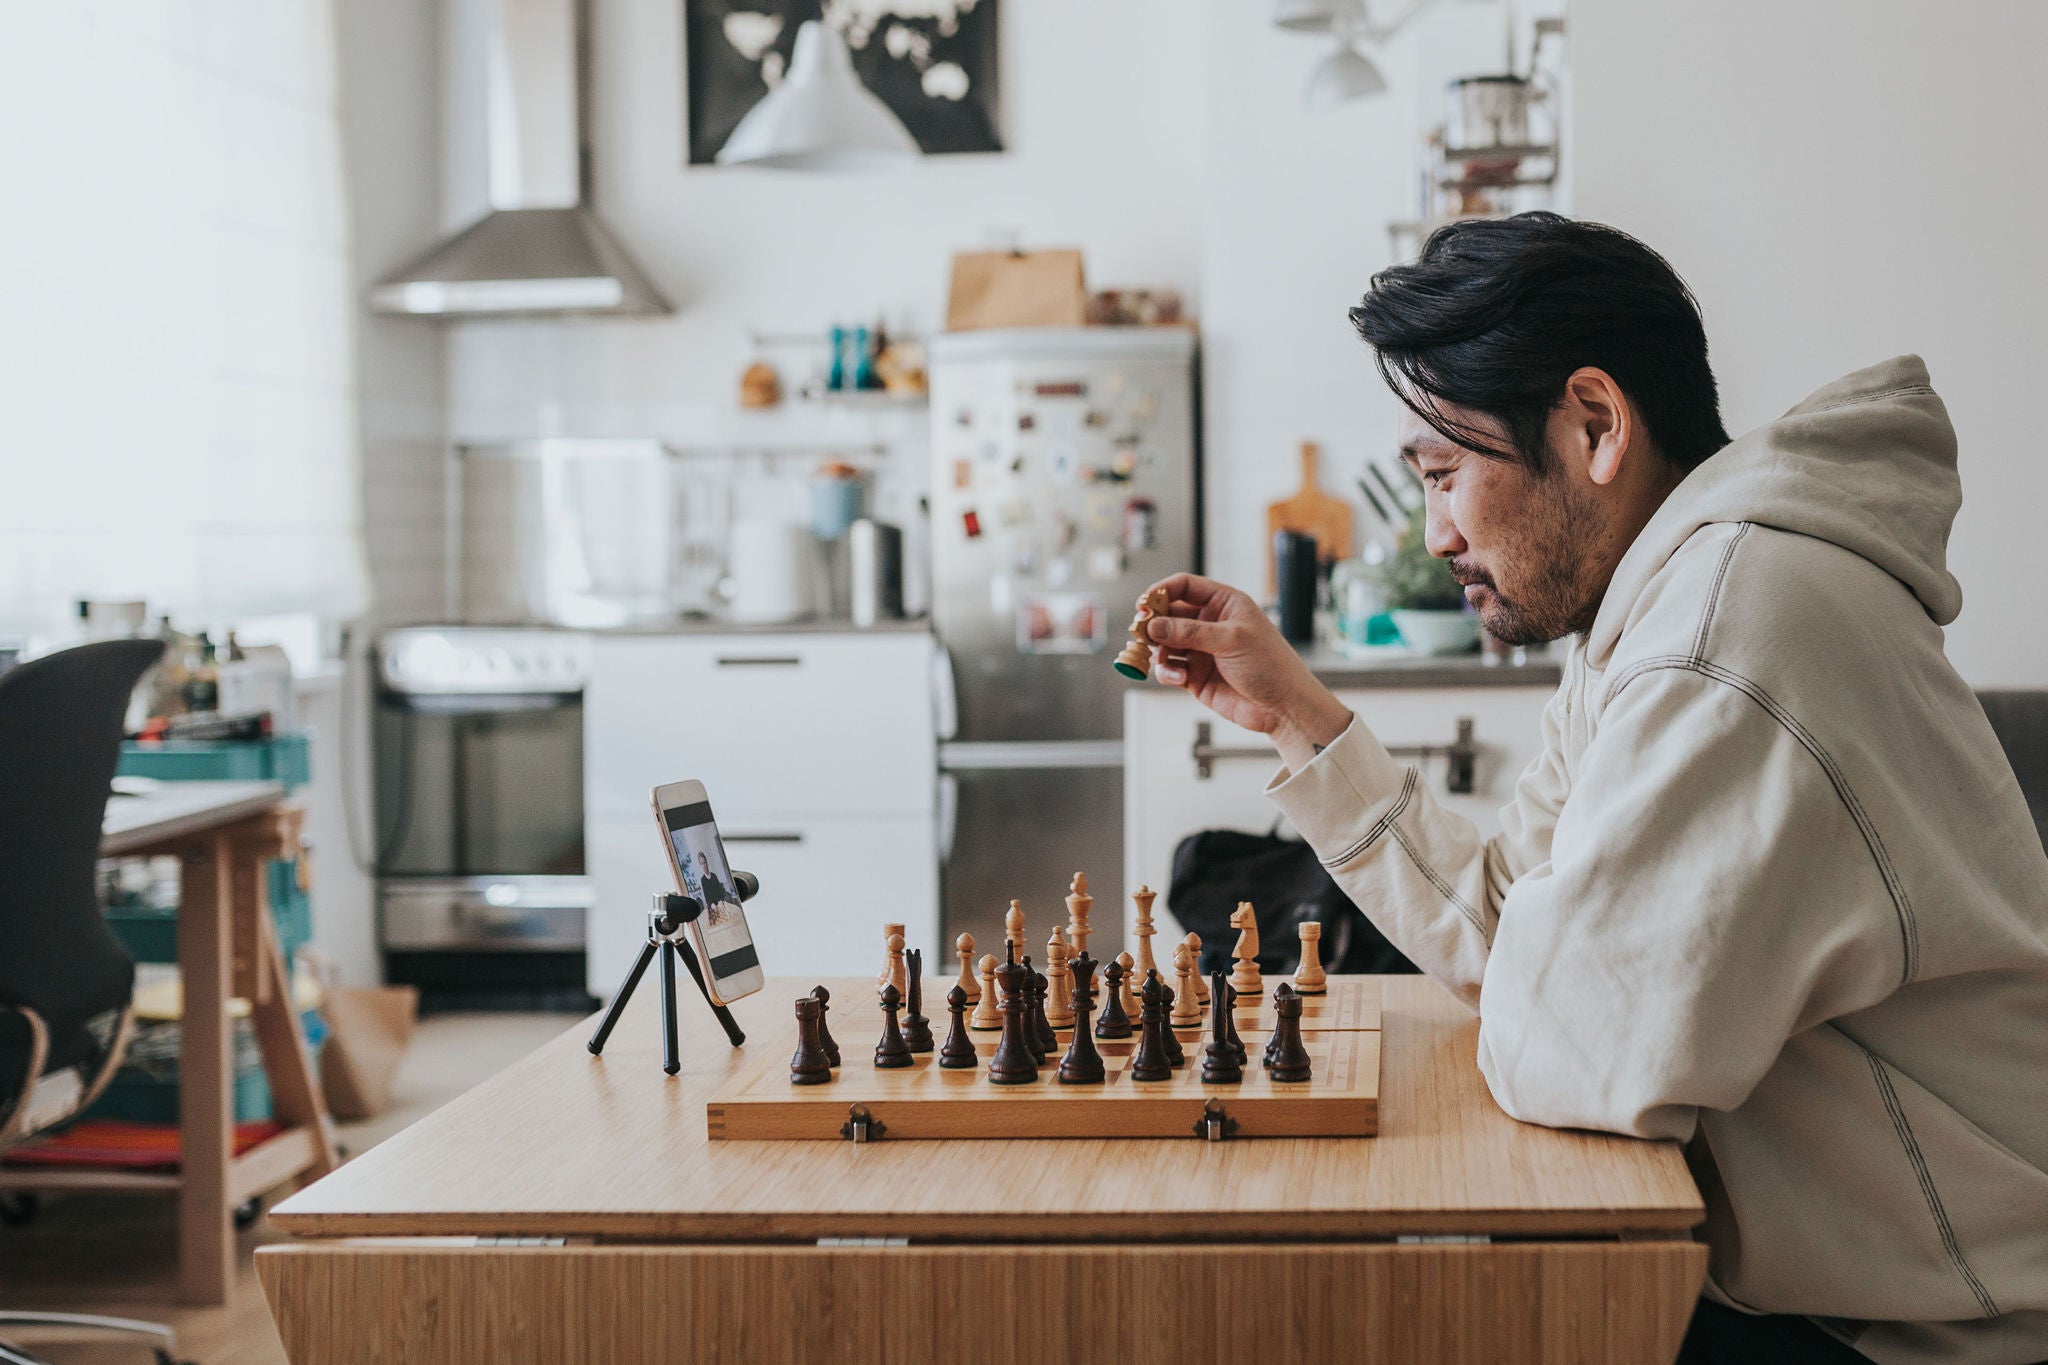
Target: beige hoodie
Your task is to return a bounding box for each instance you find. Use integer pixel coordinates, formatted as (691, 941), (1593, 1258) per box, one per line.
(1268, 357), (2048, 1364)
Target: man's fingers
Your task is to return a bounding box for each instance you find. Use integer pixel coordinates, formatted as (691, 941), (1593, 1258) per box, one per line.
(1144, 572), (1228, 611)
(1146, 613), (1230, 651)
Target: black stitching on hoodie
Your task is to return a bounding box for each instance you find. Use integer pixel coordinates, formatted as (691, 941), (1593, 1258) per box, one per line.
(1692, 523), (1752, 663)
(1856, 1038), (2001, 1317)
(1319, 766), (1417, 868)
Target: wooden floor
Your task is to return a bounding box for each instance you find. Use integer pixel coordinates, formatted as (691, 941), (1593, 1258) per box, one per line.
(0, 1011), (583, 1365)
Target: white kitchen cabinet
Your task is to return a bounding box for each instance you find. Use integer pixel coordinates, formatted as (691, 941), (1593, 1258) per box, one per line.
(1122, 680), (1556, 943)
(585, 630), (938, 996)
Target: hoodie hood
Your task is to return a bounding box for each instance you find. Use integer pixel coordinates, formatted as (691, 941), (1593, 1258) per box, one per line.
(1585, 355), (1962, 668)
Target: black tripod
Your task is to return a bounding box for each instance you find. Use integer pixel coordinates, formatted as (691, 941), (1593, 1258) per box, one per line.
(587, 874), (756, 1073)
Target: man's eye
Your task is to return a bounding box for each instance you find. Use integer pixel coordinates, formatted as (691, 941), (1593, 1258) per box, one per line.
(1421, 470), (1449, 488)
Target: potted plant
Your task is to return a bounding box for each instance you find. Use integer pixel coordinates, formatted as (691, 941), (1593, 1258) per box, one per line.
(1375, 506), (1479, 655)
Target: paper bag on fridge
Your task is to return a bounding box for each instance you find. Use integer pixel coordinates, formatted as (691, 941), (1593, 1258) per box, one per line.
(318, 985), (419, 1120)
(945, 248), (1087, 330)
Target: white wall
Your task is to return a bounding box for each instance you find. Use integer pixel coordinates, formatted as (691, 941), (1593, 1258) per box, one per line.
(1570, 0), (2048, 687)
(0, 1), (367, 640)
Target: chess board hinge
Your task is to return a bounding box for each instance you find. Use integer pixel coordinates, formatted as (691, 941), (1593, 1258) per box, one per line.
(1396, 1234), (1492, 1245)
(815, 1236), (911, 1248)
(1193, 1098), (1239, 1142)
(840, 1104), (887, 1143)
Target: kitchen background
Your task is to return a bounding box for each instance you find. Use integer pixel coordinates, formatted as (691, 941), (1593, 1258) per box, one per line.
(3, 0), (2043, 1008)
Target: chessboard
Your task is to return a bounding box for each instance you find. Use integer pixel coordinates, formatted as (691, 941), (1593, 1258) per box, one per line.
(1238, 975), (1380, 1032)
(706, 1027), (1378, 1141)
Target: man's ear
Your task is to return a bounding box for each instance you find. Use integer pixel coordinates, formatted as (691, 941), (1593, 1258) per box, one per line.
(1563, 367), (1633, 487)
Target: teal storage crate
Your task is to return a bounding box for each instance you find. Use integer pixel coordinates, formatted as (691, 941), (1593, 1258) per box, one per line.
(119, 731), (311, 790)
(86, 1010), (328, 1126)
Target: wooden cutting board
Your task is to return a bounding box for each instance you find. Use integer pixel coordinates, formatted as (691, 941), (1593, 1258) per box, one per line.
(1265, 440), (1354, 593)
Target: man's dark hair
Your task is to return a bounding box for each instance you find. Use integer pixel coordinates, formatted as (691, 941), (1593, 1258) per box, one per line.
(1350, 212), (1730, 475)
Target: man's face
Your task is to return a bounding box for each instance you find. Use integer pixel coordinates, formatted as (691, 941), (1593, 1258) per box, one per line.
(1397, 404), (1606, 646)
(697, 853), (710, 873)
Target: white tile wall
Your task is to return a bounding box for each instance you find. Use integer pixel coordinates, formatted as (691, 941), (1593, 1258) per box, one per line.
(0, 0), (368, 640)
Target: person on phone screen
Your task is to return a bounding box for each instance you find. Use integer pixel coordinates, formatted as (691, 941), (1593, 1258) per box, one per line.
(695, 851), (734, 926)
(1140, 214), (2048, 1365)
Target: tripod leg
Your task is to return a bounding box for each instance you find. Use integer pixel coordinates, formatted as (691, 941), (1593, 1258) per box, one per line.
(658, 940), (681, 1076)
(588, 938), (658, 1056)
(671, 938), (748, 1047)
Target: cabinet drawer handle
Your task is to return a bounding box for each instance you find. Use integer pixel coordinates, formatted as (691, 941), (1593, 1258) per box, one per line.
(715, 656), (803, 668)
(1192, 717), (1478, 794)
(722, 832), (805, 844)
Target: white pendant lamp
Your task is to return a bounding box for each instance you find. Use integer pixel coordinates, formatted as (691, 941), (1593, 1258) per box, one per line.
(715, 20), (920, 171)
(1304, 42), (1388, 108)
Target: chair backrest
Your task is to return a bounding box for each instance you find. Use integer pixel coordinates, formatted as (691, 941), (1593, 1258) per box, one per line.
(0, 639), (164, 1036)
(1978, 690), (2048, 853)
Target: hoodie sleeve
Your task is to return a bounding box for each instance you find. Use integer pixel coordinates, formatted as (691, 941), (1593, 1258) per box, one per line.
(1471, 664), (1907, 1139)
(1265, 680), (1575, 1011)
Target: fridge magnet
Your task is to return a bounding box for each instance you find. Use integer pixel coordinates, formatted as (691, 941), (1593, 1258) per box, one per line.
(1011, 541), (1042, 576)
(1130, 390), (1159, 422)
(686, 1), (1003, 166)
(952, 459), (973, 489)
(1112, 448), (1139, 479)
(1121, 497), (1158, 552)
(1018, 412), (1036, 431)
(1086, 545), (1125, 581)
(1083, 409), (1109, 428)
(955, 408), (974, 428)
(1101, 369), (1129, 397)
(1049, 444), (1077, 481)
(1086, 491), (1119, 528)
(1015, 592), (1106, 655)
(998, 496), (1032, 527)
(962, 508), (983, 539)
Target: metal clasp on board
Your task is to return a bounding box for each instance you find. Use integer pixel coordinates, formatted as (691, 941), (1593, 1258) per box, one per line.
(841, 1104), (886, 1144)
(1193, 1099), (1238, 1142)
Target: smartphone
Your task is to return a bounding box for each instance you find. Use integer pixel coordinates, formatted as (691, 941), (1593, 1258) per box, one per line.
(651, 780), (764, 1006)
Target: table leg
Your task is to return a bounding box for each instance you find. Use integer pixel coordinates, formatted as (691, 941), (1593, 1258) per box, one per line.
(247, 910), (339, 1181)
(177, 832), (235, 1305)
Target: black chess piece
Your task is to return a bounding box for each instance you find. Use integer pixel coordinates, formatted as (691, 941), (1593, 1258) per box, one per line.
(874, 983), (913, 1069)
(1029, 958), (1058, 1056)
(1263, 982), (1295, 1070)
(1129, 971), (1173, 1082)
(1019, 955), (1048, 1065)
(791, 996), (833, 1085)
(1094, 958), (1133, 1039)
(938, 984), (978, 1069)
(1200, 970), (1243, 1084)
(1059, 952), (1106, 1085)
(811, 985), (840, 1068)
(987, 944), (1039, 1085)
(1268, 986), (1313, 1083)
(1221, 978), (1248, 1068)
(1158, 974), (1186, 1068)
(903, 948), (934, 1053)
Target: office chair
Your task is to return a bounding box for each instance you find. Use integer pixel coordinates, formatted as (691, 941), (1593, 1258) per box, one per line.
(1979, 691), (2048, 853)
(0, 638), (197, 1365)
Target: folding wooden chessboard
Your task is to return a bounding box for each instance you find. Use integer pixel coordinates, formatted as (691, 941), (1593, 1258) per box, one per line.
(706, 976), (1381, 1142)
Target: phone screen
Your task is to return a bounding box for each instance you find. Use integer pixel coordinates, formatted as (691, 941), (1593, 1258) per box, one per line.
(661, 798), (761, 984)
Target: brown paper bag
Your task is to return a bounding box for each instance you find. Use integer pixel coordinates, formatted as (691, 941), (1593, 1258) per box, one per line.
(945, 249), (1087, 330)
(318, 985), (419, 1120)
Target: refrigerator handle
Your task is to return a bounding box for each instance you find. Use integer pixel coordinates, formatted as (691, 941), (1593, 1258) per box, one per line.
(936, 772), (959, 865)
(930, 641), (959, 742)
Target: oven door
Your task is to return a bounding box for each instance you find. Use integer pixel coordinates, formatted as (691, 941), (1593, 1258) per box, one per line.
(374, 692), (585, 878)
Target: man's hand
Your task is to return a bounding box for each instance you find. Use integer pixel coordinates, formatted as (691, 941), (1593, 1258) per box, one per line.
(1141, 573), (1353, 771)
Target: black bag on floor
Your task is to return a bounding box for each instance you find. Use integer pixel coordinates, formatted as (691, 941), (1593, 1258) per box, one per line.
(1165, 826), (1418, 979)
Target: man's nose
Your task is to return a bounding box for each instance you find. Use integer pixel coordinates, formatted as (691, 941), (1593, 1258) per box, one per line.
(1424, 501), (1467, 559)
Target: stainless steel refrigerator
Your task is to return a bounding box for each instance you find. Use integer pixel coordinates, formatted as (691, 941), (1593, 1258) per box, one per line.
(928, 327), (1200, 960)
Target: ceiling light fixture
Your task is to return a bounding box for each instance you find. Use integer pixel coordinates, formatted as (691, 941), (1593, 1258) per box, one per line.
(715, 20), (919, 171)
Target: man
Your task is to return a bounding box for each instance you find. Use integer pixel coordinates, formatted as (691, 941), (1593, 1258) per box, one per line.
(695, 851), (734, 923)
(1143, 214), (2048, 1365)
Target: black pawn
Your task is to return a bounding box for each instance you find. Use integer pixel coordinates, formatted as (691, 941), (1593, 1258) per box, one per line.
(1128, 971), (1173, 1082)
(1264, 983), (1295, 1070)
(1021, 956), (1048, 1064)
(811, 985), (840, 1068)
(1158, 973), (1186, 1068)
(874, 983), (913, 1068)
(1201, 969), (1243, 1084)
(1221, 977), (1248, 1068)
(791, 996), (833, 1085)
(1094, 958), (1134, 1039)
(938, 984), (978, 1069)
(987, 945), (1039, 1085)
(1060, 953), (1105, 1085)
(903, 948), (934, 1053)
(1269, 986), (1313, 1083)
(1030, 958), (1058, 1056)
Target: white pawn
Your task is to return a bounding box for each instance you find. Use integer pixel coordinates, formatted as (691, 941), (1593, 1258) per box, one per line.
(1185, 931), (1209, 1004)
(1116, 950), (1138, 1019)
(1045, 928), (1075, 1030)
(1170, 942), (1202, 1029)
(1005, 899), (1027, 960)
(881, 931), (908, 1002)
(955, 932), (981, 1004)
(970, 954), (1002, 1031)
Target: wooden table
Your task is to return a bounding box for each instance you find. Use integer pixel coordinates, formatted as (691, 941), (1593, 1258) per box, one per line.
(259, 974), (1705, 1363)
(0, 779), (339, 1304)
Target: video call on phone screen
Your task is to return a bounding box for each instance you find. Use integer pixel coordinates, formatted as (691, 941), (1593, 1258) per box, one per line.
(663, 801), (759, 978)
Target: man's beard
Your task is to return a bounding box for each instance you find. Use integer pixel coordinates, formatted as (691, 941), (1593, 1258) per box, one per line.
(1451, 477), (1603, 646)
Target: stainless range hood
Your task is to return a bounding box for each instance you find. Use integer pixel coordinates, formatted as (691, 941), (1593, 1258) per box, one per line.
(369, 0), (669, 318)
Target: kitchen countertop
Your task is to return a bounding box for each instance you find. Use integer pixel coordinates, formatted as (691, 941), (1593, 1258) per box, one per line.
(583, 616), (933, 637)
(1301, 644), (1562, 690)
